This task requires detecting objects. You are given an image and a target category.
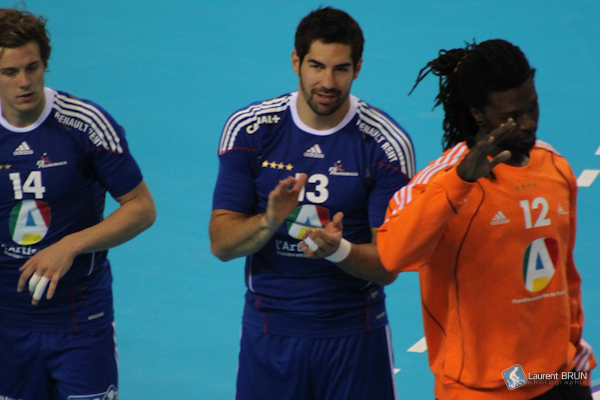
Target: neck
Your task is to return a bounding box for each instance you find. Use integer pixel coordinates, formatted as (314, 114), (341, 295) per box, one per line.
(1, 99), (46, 128)
(295, 93), (350, 131)
(4, 110), (41, 128)
(505, 152), (530, 167)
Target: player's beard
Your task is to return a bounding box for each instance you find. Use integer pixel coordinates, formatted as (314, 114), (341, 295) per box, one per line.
(299, 78), (348, 117)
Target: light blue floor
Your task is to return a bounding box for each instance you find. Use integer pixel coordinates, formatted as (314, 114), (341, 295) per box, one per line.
(8, 1), (600, 398)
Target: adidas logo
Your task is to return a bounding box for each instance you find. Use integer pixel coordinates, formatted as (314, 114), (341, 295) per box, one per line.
(490, 211), (510, 225)
(13, 141), (34, 156)
(303, 144), (324, 159)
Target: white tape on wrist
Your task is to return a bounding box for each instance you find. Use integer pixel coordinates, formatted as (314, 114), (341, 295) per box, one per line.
(304, 236), (319, 251)
(325, 238), (351, 263)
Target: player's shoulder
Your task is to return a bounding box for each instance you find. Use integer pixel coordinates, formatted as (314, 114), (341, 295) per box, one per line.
(533, 139), (563, 157)
(355, 98), (409, 137)
(53, 90), (112, 119)
(219, 93), (291, 155)
(51, 89), (125, 153)
(353, 97), (416, 176)
(353, 98), (414, 158)
(409, 142), (469, 184)
(224, 93), (291, 130)
(532, 139), (574, 175)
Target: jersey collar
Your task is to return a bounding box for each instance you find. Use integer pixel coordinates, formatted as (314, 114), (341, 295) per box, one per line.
(289, 92), (358, 136)
(0, 87), (55, 133)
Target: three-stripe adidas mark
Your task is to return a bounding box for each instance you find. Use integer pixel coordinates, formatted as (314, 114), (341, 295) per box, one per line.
(13, 141), (34, 156)
(490, 211), (510, 225)
(303, 144), (324, 159)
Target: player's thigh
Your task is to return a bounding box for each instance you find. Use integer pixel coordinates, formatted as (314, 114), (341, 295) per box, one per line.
(236, 326), (311, 400)
(49, 323), (118, 400)
(311, 325), (397, 400)
(0, 326), (54, 400)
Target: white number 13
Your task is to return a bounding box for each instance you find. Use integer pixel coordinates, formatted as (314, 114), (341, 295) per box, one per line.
(520, 197), (551, 229)
(9, 171), (46, 199)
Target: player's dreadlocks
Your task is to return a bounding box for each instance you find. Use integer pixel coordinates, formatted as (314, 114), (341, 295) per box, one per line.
(410, 39), (535, 150)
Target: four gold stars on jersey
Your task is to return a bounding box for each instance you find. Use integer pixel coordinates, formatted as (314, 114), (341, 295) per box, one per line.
(262, 160), (293, 171)
(0, 165), (11, 170)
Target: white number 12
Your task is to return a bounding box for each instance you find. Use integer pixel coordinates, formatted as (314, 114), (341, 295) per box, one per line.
(520, 197), (551, 229)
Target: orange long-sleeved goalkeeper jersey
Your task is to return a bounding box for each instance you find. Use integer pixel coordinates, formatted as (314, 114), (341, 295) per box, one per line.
(378, 141), (595, 400)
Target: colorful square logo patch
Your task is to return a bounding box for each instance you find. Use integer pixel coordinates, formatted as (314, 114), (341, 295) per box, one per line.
(502, 365), (528, 390)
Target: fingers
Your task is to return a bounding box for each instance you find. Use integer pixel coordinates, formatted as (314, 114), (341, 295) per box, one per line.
(300, 226), (343, 259)
(17, 261), (35, 293)
(303, 236), (319, 251)
(31, 275), (50, 305)
(277, 174), (307, 192)
(28, 272), (42, 294)
(489, 150), (512, 168)
(330, 212), (344, 228)
(18, 257), (57, 305)
(487, 119), (516, 146)
(46, 277), (59, 301)
(293, 173), (308, 190)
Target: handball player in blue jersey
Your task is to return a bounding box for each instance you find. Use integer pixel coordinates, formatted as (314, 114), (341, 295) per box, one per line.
(210, 7), (415, 400)
(0, 8), (156, 400)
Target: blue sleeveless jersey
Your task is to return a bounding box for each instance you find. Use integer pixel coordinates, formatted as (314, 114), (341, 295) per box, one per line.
(213, 93), (415, 337)
(0, 88), (143, 332)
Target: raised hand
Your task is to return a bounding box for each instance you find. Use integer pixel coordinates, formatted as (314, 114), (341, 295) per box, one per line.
(265, 173), (308, 230)
(456, 119), (516, 182)
(299, 211), (344, 258)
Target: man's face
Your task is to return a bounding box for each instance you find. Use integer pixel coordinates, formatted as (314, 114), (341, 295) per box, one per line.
(474, 77), (539, 158)
(0, 41), (46, 127)
(293, 40), (361, 122)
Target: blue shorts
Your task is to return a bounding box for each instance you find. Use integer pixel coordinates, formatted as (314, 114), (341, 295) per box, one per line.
(236, 324), (397, 400)
(0, 323), (118, 400)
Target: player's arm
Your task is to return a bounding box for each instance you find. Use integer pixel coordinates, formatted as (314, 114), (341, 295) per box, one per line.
(334, 227), (398, 285)
(210, 174), (308, 262)
(299, 213), (397, 286)
(17, 180), (156, 304)
(561, 166), (597, 372)
(378, 121), (517, 273)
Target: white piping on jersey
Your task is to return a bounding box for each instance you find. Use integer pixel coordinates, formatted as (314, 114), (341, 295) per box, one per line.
(53, 91), (123, 153)
(534, 139), (561, 156)
(385, 325), (399, 400)
(220, 95), (291, 154)
(87, 252), (96, 276)
(112, 321), (119, 368)
(574, 338), (593, 372)
(357, 102), (416, 178)
(417, 144), (468, 186)
(390, 143), (467, 214)
(0, 87), (55, 132)
(433, 142), (468, 166)
(248, 263), (255, 293)
(289, 92), (359, 136)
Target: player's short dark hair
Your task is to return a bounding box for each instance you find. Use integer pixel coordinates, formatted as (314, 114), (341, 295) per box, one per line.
(410, 39), (535, 150)
(294, 7), (364, 66)
(0, 8), (51, 67)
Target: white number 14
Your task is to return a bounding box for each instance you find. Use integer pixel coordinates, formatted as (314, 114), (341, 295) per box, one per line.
(9, 171), (46, 200)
